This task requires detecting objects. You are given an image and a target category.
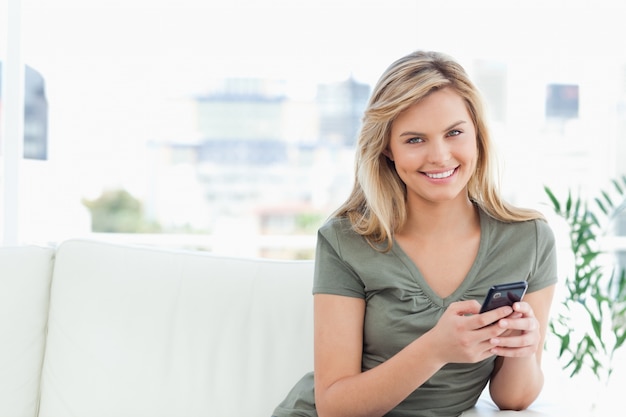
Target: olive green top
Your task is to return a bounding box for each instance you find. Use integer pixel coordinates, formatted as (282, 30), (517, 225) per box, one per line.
(273, 207), (558, 417)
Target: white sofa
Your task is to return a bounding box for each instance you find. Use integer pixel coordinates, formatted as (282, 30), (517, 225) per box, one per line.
(0, 239), (599, 416)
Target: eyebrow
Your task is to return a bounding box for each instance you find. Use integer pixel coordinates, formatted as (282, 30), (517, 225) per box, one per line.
(399, 120), (467, 137)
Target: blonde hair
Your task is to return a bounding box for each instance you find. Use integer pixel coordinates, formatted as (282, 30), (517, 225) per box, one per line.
(333, 50), (543, 250)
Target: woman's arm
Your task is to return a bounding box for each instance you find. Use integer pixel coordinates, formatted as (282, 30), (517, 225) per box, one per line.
(488, 284), (556, 410)
(313, 293), (517, 417)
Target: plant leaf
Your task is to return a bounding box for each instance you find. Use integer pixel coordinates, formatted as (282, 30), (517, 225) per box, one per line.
(544, 186), (560, 213)
(546, 177), (626, 383)
(601, 190), (613, 208)
(565, 192), (572, 217)
(595, 197), (608, 215)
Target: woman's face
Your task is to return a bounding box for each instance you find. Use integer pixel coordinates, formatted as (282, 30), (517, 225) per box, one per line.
(386, 87), (478, 208)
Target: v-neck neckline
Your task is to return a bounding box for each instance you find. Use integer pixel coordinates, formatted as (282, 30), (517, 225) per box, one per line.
(390, 208), (490, 307)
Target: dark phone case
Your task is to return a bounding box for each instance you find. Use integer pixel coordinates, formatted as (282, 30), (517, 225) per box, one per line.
(479, 281), (528, 313)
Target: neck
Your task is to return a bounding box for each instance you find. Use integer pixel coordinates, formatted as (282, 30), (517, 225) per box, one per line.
(400, 195), (478, 239)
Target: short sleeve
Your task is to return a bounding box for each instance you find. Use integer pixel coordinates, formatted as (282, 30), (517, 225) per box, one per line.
(528, 219), (558, 293)
(312, 220), (366, 299)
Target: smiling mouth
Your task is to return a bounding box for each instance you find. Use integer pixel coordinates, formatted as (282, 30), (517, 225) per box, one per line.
(424, 168), (456, 179)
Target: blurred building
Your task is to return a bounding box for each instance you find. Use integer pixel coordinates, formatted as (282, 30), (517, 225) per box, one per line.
(145, 77), (369, 255)
(0, 63), (48, 160)
(317, 76), (370, 146)
(193, 78), (314, 221)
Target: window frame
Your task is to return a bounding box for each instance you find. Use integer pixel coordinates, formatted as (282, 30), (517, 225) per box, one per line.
(0, 0), (23, 246)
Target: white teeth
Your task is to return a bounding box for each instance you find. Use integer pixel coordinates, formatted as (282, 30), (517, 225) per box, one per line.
(425, 169), (455, 179)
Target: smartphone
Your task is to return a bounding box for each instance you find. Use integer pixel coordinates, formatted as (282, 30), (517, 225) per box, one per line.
(479, 281), (528, 313)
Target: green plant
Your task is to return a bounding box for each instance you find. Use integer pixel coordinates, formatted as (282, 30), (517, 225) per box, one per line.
(82, 189), (161, 233)
(544, 178), (626, 383)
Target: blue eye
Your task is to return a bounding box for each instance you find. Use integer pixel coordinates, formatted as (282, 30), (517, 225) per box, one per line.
(448, 129), (462, 137)
(407, 137), (424, 144)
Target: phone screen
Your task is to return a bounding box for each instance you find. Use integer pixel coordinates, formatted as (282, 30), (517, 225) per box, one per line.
(479, 281), (528, 313)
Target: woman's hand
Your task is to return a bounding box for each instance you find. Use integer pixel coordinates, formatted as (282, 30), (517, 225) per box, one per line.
(488, 286), (555, 410)
(488, 301), (541, 357)
(428, 300), (516, 364)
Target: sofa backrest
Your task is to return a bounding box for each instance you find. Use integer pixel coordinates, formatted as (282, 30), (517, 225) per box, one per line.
(0, 245), (55, 417)
(38, 239), (314, 417)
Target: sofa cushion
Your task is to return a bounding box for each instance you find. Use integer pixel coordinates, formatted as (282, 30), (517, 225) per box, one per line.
(39, 239), (314, 417)
(0, 245), (55, 417)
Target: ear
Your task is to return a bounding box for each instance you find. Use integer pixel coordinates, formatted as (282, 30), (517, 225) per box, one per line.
(382, 149), (394, 161)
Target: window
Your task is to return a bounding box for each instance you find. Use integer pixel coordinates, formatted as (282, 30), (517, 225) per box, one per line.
(546, 84), (579, 119)
(3, 0), (626, 259)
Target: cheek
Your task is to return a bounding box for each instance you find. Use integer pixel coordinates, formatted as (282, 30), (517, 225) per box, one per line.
(389, 155), (414, 180)
(392, 153), (420, 175)
(469, 146), (479, 165)
(462, 140), (479, 166)
(466, 148), (480, 177)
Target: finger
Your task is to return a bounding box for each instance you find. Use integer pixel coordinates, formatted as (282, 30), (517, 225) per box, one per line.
(476, 306), (514, 328)
(490, 321), (541, 350)
(490, 331), (538, 348)
(450, 299), (482, 315)
(497, 316), (539, 332)
(489, 345), (536, 357)
(486, 328), (533, 356)
(512, 301), (534, 317)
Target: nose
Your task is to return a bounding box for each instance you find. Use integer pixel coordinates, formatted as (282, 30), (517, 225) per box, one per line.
(427, 138), (451, 164)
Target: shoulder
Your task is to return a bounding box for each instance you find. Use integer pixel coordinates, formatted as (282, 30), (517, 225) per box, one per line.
(478, 210), (558, 290)
(319, 216), (354, 237)
(480, 210), (558, 263)
(481, 208), (555, 242)
(532, 217), (556, 242)
(316, 216), (386, 265)
(314, 217), (371, 298)
(318, 216), (370, 251)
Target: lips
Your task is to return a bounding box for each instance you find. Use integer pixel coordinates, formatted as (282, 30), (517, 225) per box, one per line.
(424, 167), (456, 179)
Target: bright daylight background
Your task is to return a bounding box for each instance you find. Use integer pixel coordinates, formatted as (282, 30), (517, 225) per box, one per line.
(2, 0), (626, 259)
(3, 0), (626, 412)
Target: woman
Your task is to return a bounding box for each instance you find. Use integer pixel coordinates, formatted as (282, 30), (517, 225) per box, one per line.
(272, 50), (557, 417)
